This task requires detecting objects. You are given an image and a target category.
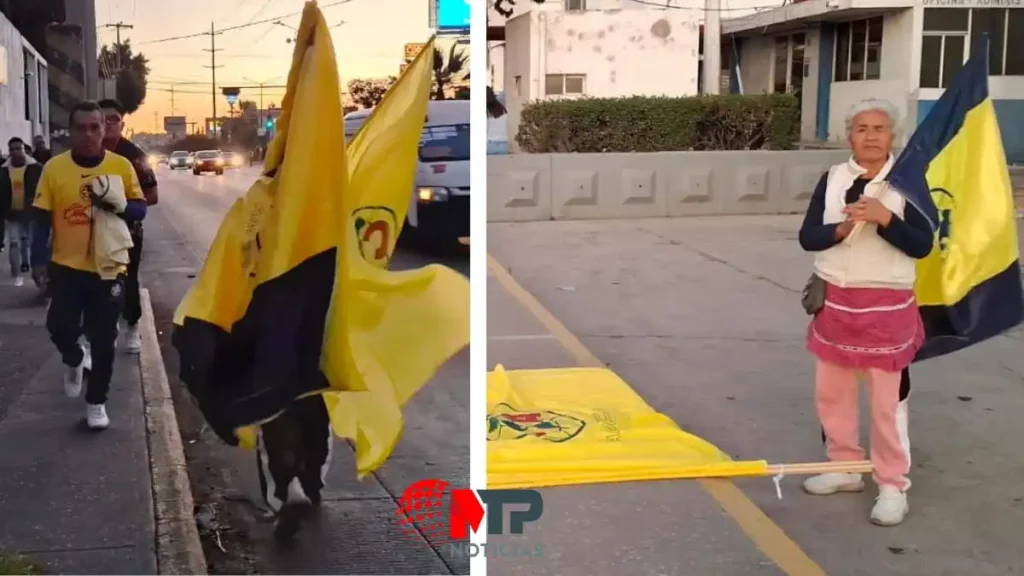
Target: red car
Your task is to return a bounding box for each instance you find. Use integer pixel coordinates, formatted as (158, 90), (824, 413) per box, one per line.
(192, 150), (224, 175)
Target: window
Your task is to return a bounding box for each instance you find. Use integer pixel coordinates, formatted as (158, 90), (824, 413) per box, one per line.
(921, 8), (1024, 87)
(772, 34), (805, 96)
(834, 17), (884, 81)
(544, 74), (585, 96)
(565, 0), (586, 10)
(921, 9), (969, 88)
(23, 50), (31, 121)
(419, 124), (471, 162)
(773, 36), (789, 93)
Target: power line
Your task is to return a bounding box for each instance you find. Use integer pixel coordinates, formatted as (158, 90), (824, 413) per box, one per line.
(137, 0), (354, 45)
(102, 21), (135, 70)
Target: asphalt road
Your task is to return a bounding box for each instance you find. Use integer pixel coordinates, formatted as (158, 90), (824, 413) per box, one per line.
(488, 216), (1024, 576)
(141, 165), (469, 575)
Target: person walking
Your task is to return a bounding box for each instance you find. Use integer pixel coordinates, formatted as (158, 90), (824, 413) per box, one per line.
(255, 394), (333, 541)
(32, 134), (53, 165)
(0, 137), (43, 286)
(798, 98), (933, 526)
(99, 99), (159, 353)
(30, 100), (147, 430)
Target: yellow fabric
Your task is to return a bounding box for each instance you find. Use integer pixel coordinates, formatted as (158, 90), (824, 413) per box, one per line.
(32, 152), (142, 274)
(89, 175), (133, 280)
(321, 31), (469, 477)
(9, 166), (25, 211)
(180, 4), (469, 479)
(487, 365), (769, 489)
(915, 99), (1019, 306)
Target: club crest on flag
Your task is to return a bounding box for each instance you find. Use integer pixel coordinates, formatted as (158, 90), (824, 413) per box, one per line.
(352, 206), (398, 266)
(487, 403), (586, 443)
(931, 187), (955, 258)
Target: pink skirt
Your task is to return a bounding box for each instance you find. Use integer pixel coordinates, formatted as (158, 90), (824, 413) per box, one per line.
(807, 283), (924, 372)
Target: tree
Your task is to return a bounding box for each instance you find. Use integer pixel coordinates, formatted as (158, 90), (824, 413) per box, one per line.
(432, 44), (468, 100)
(98, 40), (150, 115)
(347, 77), (396, 109)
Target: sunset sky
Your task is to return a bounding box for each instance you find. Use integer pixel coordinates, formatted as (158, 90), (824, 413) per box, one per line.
(95, 0), (440, 132)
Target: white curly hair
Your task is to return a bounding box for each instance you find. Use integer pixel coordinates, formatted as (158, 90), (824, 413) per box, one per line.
(844, 98), (900, 136)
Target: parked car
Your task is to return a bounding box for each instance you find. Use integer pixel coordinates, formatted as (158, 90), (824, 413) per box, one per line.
(168, 150), (193, 170)
(344, 99), (469, 250)
(193, 150), (225, 175)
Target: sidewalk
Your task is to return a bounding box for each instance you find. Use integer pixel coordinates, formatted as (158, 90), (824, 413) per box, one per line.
(0, 285), (204, 575)
(488, 216), (1024, 576)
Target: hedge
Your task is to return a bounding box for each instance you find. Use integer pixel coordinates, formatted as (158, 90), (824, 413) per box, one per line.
(516, 94), (800, 153)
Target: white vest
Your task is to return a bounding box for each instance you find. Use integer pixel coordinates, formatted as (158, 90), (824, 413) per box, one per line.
(813, 155), (918, 290)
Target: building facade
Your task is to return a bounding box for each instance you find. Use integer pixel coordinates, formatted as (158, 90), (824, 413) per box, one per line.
(0, 0), (97, 140)
(723, 0), (1024, 161)
(0, 10), (49, 146)
(499, 3), (701, 151)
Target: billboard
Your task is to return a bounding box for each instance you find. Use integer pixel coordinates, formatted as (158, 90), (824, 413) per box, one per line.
(437, 0), (470, 31)
(163, 116), (186, 137)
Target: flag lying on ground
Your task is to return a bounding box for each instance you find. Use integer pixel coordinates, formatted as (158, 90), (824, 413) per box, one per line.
(487, 365), (767, 489)
(173, 1), (469, 477)
(886, 40), (1024, 361)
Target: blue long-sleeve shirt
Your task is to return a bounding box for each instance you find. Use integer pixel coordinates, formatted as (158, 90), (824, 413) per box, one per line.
(798, 172), (933, 259)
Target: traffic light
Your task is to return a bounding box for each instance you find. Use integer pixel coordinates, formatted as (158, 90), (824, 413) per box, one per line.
(265, 119), (273, 130)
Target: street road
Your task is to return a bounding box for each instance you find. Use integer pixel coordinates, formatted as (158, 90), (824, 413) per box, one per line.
(142, 165), (469, 575)
(488, 216), (1024, 576)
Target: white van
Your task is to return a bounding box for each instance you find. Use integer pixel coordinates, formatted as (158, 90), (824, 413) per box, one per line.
(344, 100), (469, 248)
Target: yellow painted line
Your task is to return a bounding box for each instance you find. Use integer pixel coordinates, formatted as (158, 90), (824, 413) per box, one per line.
(487, 254), (826, 576)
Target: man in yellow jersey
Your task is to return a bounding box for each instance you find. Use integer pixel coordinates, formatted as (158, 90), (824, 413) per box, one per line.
(0, 137), (44, 286)
(30, 100), (148, 430)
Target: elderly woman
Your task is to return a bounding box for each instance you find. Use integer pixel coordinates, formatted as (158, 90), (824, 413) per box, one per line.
(798, 99), (934, 526)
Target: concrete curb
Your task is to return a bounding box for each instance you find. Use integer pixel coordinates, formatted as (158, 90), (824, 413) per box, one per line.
(138, 288), (209, 575)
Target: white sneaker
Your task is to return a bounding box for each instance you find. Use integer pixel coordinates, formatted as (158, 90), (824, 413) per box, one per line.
(802, 472), (865, 495)
(64, 362), (83, 398)
(13, 276), (24, 287)
(86, 403), (110, 430)
(871, 485), (909, 526)
(124, 324), (142, 354)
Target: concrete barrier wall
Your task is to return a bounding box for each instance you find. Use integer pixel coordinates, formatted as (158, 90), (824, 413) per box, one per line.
(487, 150), (853, 222)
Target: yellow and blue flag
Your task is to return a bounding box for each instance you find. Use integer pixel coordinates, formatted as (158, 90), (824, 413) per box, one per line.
(888, 41), (1024, 361)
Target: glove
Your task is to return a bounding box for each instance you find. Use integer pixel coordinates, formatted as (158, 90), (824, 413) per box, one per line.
(89, 190), (118, 213)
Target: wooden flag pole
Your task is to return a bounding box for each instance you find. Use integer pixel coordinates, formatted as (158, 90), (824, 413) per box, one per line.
(765, 460), (873, 476)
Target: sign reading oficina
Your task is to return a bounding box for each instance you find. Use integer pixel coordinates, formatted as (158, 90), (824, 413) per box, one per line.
(922, 0), (1021, 6)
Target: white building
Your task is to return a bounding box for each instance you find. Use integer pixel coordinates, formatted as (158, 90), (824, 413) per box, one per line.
(498, 1), (702, 151)
(723, 0), (1024, 162)
(0, 11), (49, 147)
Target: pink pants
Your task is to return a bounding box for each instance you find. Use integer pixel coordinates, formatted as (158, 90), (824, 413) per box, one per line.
(815, 360), (911, 490)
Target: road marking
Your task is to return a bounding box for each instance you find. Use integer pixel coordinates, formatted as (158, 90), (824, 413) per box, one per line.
(487, 254), (826, 576)
(488, 334), (556, 342)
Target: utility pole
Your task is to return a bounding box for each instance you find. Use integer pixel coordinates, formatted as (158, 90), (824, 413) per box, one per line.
(703, 0), (721, 95)
(202, 22), (223, 138)
(170, 85), (176, 116)
(102, 22), (135, 71)
(153, 111), (158, 133)
(188, 121), (198, 135)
